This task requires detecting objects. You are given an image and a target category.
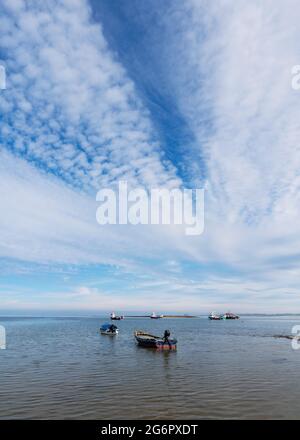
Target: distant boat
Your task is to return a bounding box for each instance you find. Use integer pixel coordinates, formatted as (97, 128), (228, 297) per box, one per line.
(150, 312), (163, 319)
(100, 323), (119, 335)
(110, 312), (124, 321)
(221, 312), (239, 320)
(134, 330), (177, 350)
(208, 312), (221, 320)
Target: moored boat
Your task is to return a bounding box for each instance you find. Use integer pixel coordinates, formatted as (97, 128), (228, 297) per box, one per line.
(134, 330), (177, 350)
(100, 323), (119, 335)
(221, 312), (239, 320)
(150, 312), (163, 319)
(208, 312), (221, 320)
(110, 312), (124, 320)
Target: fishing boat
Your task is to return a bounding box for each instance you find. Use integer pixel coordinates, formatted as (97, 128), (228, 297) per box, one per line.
(134, 330), (177, 350)
(100, 323), (119, 335)
(110, 312), (124, 321)
(208, 312), (221, 320)
(150, 312), (163, 319)
(221, 312), (239, 320)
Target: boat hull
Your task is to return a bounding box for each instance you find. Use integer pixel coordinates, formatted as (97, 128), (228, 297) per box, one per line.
(134, 331), (177, 350)
(221, 314), (239, 320)
(100, 329), (118, 335)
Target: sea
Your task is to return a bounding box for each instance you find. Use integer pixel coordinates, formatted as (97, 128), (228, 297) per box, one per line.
(1, 315), (300, 419)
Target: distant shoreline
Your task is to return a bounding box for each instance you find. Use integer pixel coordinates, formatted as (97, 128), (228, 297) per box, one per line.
(1, 313), (300, 319)
(125, 315), (197, 318)
(161, 315), (197, 318)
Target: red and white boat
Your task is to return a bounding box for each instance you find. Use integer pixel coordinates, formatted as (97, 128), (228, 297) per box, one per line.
(221, 312), (239, 320)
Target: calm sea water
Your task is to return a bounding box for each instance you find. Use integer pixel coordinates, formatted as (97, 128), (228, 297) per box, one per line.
(1, 316), (300, 419)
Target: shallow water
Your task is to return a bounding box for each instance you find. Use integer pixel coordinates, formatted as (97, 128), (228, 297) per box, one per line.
(1, 316), (300, 419)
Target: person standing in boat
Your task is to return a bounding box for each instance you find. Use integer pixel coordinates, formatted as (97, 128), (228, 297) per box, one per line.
(163, 330), (171, 348)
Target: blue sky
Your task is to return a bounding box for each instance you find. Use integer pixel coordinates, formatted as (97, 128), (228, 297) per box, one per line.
(0, 0), (300, 314)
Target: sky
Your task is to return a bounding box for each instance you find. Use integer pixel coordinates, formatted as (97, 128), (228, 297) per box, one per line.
(0, 0), (300, 315)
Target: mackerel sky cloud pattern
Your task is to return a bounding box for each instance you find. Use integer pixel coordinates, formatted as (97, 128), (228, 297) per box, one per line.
(0, 0), (179, 191)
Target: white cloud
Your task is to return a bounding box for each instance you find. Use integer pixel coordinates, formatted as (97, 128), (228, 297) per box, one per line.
(160, 0), (300, 256)
(0, 149), (192, 266)
(0, 0), (180, 191)
(167, 0), (300, 219)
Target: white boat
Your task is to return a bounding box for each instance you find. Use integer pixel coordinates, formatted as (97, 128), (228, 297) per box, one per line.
(110, 312), (124, 320)
(208, 312), (221, 320)
(100, 323), (119, 335)
(150, 312), (163, 319)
